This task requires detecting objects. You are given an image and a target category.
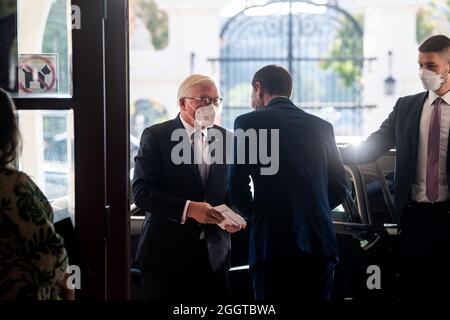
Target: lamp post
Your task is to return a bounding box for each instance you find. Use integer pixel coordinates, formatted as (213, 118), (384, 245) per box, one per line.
(384, 50), (396, 95)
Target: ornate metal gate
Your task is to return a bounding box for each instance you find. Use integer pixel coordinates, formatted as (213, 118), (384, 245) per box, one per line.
(211, 0), (372, 135)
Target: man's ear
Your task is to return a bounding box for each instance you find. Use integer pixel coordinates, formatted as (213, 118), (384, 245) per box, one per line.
(255, 82), (263, 97)
(179, 98), (185, 110)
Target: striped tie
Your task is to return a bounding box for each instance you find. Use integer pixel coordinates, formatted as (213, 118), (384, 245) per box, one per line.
(192, 131), (208, 185)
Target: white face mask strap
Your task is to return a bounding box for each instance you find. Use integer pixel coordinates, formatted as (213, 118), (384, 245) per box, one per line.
(253, 87), (261, 109)
(441, 65), (450, 79)
(184, 100), (197, 122)
(185, 99), (195, 112)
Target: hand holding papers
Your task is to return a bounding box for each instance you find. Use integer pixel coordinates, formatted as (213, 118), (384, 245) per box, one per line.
(214, 204), (247, 232)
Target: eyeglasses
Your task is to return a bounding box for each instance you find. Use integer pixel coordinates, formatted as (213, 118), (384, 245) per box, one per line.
(184, 96), (223, 107)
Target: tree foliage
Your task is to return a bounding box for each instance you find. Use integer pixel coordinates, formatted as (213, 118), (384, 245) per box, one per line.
(321, 13), (364, 88)
(416, 0), (450, 44)
(134, 0), (169, 50)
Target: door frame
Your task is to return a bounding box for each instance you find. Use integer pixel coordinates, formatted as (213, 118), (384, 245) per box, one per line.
(104, 0), (130, 300)
(13, 0), (130, 299)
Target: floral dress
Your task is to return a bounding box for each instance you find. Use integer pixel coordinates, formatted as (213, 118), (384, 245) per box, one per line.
(0, 167), (68, 299)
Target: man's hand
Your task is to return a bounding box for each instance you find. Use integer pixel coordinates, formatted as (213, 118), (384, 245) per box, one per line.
(186, 201), (225, 225)
(224, 223), (246, 234)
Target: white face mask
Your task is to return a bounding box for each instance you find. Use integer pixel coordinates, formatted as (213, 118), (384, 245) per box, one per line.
(419, 67), (449, 91)
(186, 102), (216, 128)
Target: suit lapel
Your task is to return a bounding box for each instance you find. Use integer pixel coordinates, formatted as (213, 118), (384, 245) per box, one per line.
(447, 109), (450, 189)
(190, 140), (204, 189)
(410, 92), (429, 173)
(204, 127), (219, 188)
(172, 114), (204, 189)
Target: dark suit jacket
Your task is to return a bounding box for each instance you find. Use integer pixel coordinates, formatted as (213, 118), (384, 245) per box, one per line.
(341, 91), (450, 226)
(228, 97), (347, 270)
(132, 115), (231, 274)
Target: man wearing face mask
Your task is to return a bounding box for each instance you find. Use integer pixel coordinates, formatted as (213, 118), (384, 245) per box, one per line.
(133, 74), (244, 300)
(340, 35), (450, 300)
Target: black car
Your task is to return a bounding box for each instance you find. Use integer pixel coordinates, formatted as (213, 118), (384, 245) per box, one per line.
(130, 150), (399, 301)
(331, 149), (399, 301)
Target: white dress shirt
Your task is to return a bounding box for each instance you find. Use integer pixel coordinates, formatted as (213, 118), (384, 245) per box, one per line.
(179, 116), (210, 236)
(411, 90), (450, 202)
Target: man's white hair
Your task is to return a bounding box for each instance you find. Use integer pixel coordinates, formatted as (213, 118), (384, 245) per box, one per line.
(177, 74), (216, 106)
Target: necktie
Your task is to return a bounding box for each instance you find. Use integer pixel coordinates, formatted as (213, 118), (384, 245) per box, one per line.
(191, 131), (207, 240)
(426, 97), (442, 202)
(192, 131), (208, 185)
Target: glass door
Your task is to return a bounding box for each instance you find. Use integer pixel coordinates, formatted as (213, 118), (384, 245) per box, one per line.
(1, 0), (130, 299)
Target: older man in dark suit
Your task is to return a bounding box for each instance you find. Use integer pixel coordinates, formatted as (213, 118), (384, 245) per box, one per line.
(133, 74), (244, 300)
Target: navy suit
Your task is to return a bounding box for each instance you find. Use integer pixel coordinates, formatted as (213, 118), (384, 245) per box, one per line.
(228, 97), (347, 300)
(340, 91), (450, 300)
(133, 115), (231, 300)
(340, 92), (436, 223)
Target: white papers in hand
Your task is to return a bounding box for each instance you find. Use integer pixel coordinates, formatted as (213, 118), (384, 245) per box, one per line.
(214, 204), (247, 230)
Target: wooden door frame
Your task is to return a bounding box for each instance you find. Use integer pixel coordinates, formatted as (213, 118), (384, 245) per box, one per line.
(104, 0), (130, 300)
(14, 0), (130, 299)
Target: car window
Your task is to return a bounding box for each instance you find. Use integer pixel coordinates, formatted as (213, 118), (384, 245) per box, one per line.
(332, 168), (361, 223)
(359, 162), (395, 225)
(377, 151), (395, 203)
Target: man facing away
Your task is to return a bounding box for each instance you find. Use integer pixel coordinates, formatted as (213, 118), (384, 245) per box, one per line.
(228, 65), (347, 300)
(133, 74), (244, 300)
(340, 35), (450, 300)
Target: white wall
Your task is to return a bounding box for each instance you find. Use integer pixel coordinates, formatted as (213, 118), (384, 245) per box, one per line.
(356, 0), (425, 135)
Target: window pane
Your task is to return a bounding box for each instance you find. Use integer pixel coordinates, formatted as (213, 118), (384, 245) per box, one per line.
(360, 163), (393, 225)
(377, 152), (395, 202)
(332, 169), (360, 223)
(18, 110), (75, 224)
(0, 0), (73, 97)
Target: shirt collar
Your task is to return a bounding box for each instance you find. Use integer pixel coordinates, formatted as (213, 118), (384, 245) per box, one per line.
(428, 90), (450, 107)
(266, 96), (293, 108)
(179, 113), (208, 137)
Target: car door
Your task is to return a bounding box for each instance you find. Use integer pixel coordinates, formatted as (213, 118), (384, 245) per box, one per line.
(130, 153), (399, 301)
(332, 154), (398, 301)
